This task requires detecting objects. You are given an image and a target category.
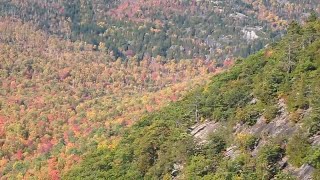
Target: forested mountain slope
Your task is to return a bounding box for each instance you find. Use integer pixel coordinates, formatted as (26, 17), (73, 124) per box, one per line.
(65, 16), (320, 179)
(0, 18), (218, 179)
(0, 1), (319, 179)
(1, 0), (319, 62)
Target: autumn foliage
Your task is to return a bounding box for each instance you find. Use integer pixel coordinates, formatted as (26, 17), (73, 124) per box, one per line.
(0, 19), (225, 179)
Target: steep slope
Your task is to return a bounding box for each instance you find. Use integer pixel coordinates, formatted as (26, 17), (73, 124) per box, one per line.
(65, 16), (320, 179)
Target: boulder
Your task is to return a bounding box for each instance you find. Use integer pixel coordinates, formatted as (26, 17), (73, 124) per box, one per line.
(189, 121), (220, 144)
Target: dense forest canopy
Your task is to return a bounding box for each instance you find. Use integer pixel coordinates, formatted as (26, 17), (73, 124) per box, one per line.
(0, 18), (220, 179)
(0, 0), (319, 62)
(0, 0), (319, 179)
(65, 16), (320, 180)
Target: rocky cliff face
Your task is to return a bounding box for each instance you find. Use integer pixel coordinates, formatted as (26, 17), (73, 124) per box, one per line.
(188, 98), (319, 179)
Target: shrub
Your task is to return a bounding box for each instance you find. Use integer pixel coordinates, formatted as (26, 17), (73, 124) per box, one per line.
(234, 105), (261, 126)
(263, 105), (279, 122)
(256, 144), (283, 179)
(206, 133), (227, 156)
(289, 109), (304, 123)
(286, 133), (311, 167)
(306, 147), (320, 169)
(184, 155), (213, 178)
(236, 133), (258, 151)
